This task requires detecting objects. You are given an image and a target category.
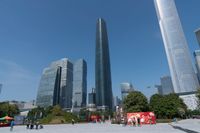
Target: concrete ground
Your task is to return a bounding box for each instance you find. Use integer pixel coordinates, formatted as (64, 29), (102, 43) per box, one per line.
(0, 119), (199, 133)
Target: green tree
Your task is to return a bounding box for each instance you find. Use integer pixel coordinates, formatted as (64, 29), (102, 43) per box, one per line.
(149, 94), (163, 118)
(0, 102), (19, 117)
(27, 106), (45, 122)
(123, 91), (149, 113)
(150, 93), (187, 119)
(51, 105), (63, 116)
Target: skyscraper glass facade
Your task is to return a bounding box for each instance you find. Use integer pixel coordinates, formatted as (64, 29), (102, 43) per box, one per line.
(49, 58), (73, 109)
(195, 29), (200, 46)
(73, 59), (87, 107)
(88, 88), (96, 105)
(160, 76), (174, 95)
(95, 18), (113, 110)
(194, 50), (200, 82)
(154, 0), (199, 93)
(36, 58), (73, 108)
(36, 67), (61, 107)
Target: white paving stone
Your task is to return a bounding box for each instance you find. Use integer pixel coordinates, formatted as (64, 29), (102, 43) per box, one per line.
(0, 119), (199, 133)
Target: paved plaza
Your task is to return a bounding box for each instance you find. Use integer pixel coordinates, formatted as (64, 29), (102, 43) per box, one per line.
(0, 119), (200, 133)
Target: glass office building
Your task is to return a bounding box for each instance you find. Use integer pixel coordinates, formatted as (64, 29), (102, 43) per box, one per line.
(154, 0), (199, 93)
(88, 88), (96, 105)
(194, 50), (200, 82)
(121, 83), (134, 101)
(195, 28), (200, 46)
(36, 67), (61, 107)
(73, 59), (87, 107)
(95, 18), (113, 110)
(50, 58), (73, 109)
(36, 58), (73, 108)
(160, 76), (174, 95)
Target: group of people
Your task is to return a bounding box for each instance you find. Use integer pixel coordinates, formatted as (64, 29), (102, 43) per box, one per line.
(26, 120), (43, 130)
(127, 116), (141, 126)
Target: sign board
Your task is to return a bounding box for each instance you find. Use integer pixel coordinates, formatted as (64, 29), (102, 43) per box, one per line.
(127, 112), (156, 125)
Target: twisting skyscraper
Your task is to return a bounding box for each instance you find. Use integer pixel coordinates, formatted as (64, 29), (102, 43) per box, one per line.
(95, 18), (113, 110)
(154, 0), (199, 93)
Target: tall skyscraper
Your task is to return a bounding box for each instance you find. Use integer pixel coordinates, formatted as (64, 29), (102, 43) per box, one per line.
(88, 88), (96, 105)
(195, 28), (200, 46)
(154, 0), (199, 93)
(194, 50), (200, 82)
(95, 18), (113, 110)
(160, 76), (174, 95)
(36, 58), (73, 108)
(88, 88), (97, 112)
(73, 59), (87, 108)
(194, 29), (200, 82)
(121, 82), (134, 101)
(36, 66), (62, 107)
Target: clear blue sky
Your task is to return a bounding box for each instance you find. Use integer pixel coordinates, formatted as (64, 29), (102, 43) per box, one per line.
(0, 0), (200, 101)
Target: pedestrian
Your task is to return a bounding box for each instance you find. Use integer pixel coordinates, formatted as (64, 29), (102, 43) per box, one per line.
(132, 118), (135, 126)
(30, 122), (34, 129)
(71, 119), (75, 125)
(137, 117), (141, 126)
(10, 120), (14, 131)
(26, 120), (30, 129)
(35, 121), (39, 129)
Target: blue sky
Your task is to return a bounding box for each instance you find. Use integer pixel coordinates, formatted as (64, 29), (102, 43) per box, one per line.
(0, 0), (200, 101)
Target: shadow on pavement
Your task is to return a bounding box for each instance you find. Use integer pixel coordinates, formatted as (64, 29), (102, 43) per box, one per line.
(170, 124), (199, 133)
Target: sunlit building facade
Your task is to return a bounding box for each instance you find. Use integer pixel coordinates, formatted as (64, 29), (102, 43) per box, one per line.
(154, 0), (199, 93)
(194, 50), (200, 82)
(36, 58), (73, 108)
(73, 59), (87, 108)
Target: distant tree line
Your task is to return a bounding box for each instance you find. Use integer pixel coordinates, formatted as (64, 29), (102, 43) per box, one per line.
(27, 105), (79, 124)
(0, 102), (19, 117)
(123, 89), (200, 119)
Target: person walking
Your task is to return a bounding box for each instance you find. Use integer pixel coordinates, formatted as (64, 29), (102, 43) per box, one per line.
(10, 120), (14, 131)
(71, 119), (75, 125)
(35, 121), (39, 129)
(26, 120), (30, 129)
(137, 117), (141, 126)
